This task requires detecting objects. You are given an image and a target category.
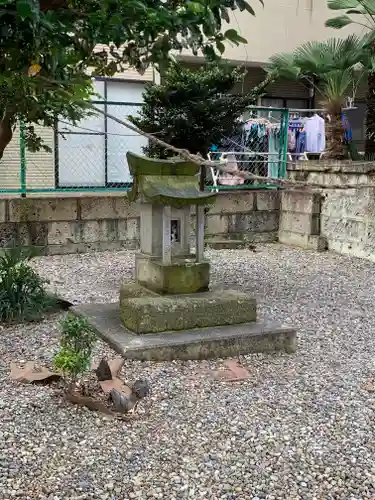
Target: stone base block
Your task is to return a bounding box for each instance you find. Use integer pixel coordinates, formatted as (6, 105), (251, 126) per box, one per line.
(135, 253), (209, 294)
(72, 302), (297, 361)
(120, 289), (257, 334)
(278, 230), (328, 252)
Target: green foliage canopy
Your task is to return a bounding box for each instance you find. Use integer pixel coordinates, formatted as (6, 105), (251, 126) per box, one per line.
(128, 63), (272, 159)
(0, 0), (263, 158)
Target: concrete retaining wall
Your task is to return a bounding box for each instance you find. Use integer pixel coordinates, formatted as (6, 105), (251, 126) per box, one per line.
(278, 190), (327, 251)
(204, 190), (279, 244)
(286, 162), (375, 261)
(0, 190), (279, 254)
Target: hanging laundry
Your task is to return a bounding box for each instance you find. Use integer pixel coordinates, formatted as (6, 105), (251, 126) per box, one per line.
(268, 127), (280, 178)
(295, 131), (306, 156)
(305, 114), (325, 153)
(342, 113), (352, 143)
(218, 153), (244, 186)
(288, 129), (296, 151)
(288, 117), (307, 158)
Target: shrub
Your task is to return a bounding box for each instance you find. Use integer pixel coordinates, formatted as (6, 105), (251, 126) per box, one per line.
(0, 247), (52, 323)
(128, 63), (273, 160)
(54, 313), (97, 388)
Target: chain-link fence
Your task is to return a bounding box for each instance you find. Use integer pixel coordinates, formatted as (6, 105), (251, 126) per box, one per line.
(21, 102), (146, 195)
(0, 105), (289, 196)
(205, 107), (289, 191)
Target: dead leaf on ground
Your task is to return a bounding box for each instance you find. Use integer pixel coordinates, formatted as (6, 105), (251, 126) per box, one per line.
(91, 357), (125, 379)
(362, 379), (375, 393)
(65, 392), (114, 416)
(10, 362), (61, 384)
(99, 377), (132, 396)
(65, 392), (132, 420)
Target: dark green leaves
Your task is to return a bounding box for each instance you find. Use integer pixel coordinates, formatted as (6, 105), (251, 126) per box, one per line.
(224, 28), (247, 44)
(0, 246), (51, 323)
(0, 0), (257, 155)
(236, 0), (255, 14)
(16, 0), (36, 19)
(325, 15), (354, 28)
(128, 63), (271, 160)
(326, 0), (375, 29)
(327, 0), (361, 8)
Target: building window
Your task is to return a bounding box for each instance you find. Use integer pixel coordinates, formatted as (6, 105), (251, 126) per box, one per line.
(261, 97), (310, 109)
(55, 78), (147, 188)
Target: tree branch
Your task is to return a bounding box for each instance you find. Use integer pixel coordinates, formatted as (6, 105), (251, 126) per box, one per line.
(0, 111), (16, 160)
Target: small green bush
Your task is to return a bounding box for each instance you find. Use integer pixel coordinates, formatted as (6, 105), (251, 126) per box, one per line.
(54, 313), (97, 386)
(0, 247), (52, 323)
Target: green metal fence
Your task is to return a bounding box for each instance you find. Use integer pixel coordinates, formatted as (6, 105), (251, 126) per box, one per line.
(0, 106), (289, 197)
(204, 106), (289, 191)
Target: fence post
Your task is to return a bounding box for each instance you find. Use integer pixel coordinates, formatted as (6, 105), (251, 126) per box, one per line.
(19, 120), (27, 197)
(278, 108), (289, 179)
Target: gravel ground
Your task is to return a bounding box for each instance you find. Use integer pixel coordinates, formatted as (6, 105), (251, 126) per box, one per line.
(0, 244), (374, 500)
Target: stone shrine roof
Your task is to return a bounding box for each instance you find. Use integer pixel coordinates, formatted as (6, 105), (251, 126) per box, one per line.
(126, 152), (216, 207)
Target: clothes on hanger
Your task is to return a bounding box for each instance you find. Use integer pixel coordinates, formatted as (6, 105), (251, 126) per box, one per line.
(267, 128), (280, 178)
(304, 114), (325, 153)
(288, 117), (307, 159)
(342, 113), (352, 143)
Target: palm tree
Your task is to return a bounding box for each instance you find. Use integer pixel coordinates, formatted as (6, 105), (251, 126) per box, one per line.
(266, 36), (368, 159)
(326, 0), (375, 159)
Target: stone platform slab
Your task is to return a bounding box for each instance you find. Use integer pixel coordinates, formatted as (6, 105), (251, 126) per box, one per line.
(72, 303), (297, 361)
(120, 288), (257, 334)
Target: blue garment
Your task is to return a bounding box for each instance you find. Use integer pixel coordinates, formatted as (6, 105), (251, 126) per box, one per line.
(342, 114), (352, 142)
(296, 132), (306, 154)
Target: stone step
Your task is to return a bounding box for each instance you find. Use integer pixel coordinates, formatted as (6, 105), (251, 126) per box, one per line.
(72, 302), (297, 361)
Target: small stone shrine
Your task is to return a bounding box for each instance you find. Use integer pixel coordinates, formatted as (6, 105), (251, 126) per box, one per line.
(74, 152), (296, 360)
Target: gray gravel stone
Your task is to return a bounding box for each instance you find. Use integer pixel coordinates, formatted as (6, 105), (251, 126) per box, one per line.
(0, 246), (374, 499)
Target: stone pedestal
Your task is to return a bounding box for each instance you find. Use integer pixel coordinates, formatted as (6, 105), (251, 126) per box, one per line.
(135, 256), (209, 294)
(73, 152), (297, 360)
(120, 283), (256, 333)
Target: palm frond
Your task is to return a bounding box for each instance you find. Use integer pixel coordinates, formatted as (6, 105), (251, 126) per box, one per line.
(293, 36), (366, 74)
(353, 0), (375, 15)
(326, 0), (375, 29)
(320, 69), (354, 112)
(265, 53), (300, 80)
(328, 0), (360, 10)
(325, 15), (354, 28)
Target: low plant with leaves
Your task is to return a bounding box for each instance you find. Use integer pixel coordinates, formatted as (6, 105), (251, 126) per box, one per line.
(54, 313), (97, 389)
(0, 246), (53, 323)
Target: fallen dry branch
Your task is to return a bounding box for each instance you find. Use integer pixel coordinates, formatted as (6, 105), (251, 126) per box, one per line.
(65, 392), (114, 416)
(10, 357), (142, 418)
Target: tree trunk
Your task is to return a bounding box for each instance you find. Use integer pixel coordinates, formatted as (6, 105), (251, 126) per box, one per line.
(365, 71), (375, 160)
(325, 112), (348, 160)
(0, 113), (15, 161)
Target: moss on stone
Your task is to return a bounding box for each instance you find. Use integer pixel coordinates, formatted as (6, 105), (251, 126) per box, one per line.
(137, 260), (210, 295)
(120, 290), (257, 334)
(119, 283), (159, 305)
